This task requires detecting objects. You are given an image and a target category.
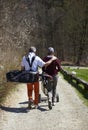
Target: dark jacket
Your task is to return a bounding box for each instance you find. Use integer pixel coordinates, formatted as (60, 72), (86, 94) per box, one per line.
(42, 56), (61, 76)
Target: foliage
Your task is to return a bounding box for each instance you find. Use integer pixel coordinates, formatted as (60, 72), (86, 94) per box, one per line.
(0, 0), (88, 64)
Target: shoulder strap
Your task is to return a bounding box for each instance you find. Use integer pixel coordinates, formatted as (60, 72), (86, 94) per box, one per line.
(26, 56), (36, 70)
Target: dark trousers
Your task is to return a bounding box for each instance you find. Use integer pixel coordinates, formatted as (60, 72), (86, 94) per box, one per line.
(47, 75), (58, 102)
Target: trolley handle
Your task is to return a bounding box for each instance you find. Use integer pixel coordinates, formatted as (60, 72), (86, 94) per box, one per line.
(39, 73), (53, 81)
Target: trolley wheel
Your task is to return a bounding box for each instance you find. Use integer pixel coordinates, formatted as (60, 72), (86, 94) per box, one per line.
(38, 94), (41, 103)
(56, 93), (59, 102)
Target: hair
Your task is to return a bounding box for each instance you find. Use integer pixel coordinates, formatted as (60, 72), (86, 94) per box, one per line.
(29, 46), (36, 53)
(48, 47), (54, 55)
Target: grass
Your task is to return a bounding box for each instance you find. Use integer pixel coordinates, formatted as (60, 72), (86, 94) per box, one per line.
(0, 51), (21, 105)
(0, 82), (18, 105)
(62, 67), (88, 82)
(0, 85), (6, 103)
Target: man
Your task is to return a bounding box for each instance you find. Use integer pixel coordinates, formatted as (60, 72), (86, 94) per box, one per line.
(21, 46), (56, 109)
(42, 47), (61, 109)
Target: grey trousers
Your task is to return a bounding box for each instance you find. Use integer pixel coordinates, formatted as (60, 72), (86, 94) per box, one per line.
(47, 75), (58, 102)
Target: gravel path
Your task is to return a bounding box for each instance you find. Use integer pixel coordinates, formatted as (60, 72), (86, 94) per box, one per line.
(0, 76), (88, 130)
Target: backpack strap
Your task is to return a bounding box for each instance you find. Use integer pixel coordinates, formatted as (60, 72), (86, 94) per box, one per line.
(26, 56), (36, 71)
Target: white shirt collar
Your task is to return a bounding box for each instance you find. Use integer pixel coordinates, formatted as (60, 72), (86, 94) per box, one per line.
(28, 52), (36, 57)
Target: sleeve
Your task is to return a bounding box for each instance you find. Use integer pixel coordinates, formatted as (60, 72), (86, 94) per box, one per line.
(56, 59), (61, 71)
(37, 56), (45, 67)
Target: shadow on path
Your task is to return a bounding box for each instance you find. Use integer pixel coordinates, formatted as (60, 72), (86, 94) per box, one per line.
(0, 105), (28, 113)
(0, 102), (49, 113)
(19, 101), (49, 112)
(19, 101), (29, 104)
(38, 106), (48, 112)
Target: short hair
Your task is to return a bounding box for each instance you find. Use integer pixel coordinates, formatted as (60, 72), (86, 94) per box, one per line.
(48, 47), (54, 54)
(29, 46), (36, 53)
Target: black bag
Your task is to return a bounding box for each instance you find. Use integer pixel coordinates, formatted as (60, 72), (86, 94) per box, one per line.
(6, 70), (39, 83)
(6, 55), (39, 83)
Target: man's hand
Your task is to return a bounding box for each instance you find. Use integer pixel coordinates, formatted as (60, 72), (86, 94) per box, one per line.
(51, 56), (57, 61)
(44, 56), (57, 67)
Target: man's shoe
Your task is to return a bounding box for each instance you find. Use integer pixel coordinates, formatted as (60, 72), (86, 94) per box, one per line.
(52, 102), (55, 106)
(28, 100), (33, 109)
(48, 101), (52, 110)
(34, 105), (39, 109)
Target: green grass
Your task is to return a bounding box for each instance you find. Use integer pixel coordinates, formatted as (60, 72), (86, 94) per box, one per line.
(63, 67), (88, 82)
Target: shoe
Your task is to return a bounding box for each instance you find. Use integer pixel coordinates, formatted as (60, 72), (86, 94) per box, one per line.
(48, 101), (52, 110)
(34, 105), (39, 109)
(28, 100), (33, 109)
(52, 102), (55, 106)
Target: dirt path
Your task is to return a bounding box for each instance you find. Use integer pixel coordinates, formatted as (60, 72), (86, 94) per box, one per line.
(0, 76), (88, 130)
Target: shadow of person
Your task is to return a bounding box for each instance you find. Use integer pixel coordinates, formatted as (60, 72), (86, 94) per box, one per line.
(37, 107), (48, 112)
(0, 105), (28, 113)
(19, 101), (29, 104)
(37, 104), (49, 112)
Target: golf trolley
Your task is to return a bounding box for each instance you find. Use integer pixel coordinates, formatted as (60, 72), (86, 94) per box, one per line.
(39, 73), (59, 104)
